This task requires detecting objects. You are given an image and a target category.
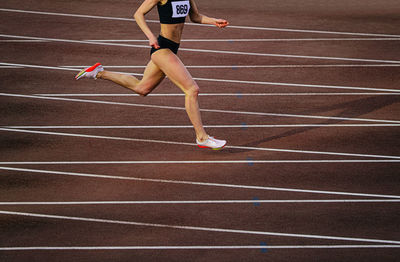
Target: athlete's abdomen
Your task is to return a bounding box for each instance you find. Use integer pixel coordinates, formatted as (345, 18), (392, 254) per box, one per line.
(160, 23), (185, 43)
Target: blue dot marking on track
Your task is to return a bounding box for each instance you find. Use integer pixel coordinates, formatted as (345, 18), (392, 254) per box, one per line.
(253, 197), (260, 207)
(246, 156), (254, 166)
(260, 242), (268, 253)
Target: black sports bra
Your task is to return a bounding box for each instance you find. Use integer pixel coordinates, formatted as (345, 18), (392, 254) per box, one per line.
(157, 0), (191, 24)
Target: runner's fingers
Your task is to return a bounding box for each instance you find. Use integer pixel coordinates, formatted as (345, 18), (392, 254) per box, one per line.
(150, 39), (160, 49)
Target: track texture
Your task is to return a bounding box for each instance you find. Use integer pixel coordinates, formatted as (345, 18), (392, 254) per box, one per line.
(1, 0), (400, 261)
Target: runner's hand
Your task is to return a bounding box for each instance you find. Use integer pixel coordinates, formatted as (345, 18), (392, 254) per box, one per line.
(149, 36), (160, 49)
(214, 19), (229, 28)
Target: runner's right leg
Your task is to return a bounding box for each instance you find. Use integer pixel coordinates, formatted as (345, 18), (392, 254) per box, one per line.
(97, 60), (165, 96)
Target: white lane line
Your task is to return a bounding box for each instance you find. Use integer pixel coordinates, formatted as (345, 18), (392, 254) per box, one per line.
(0, 8), (140, 22)
(2, 8), (400, 38)
(0, 66), (23, 68)
(1, 210), (399, 244)
(2, 92), (400, 124)
(85, 38), (400, 42)
(227, 26), (400, 38)
(0, 34), (151, 50)
(0, 62), (143, 77)
(1, 199), (400, 205)
(198, 37), (400, 42)
(3, 61), (400, 93)
(0, 245), (399, 250)
(1, 166), (400, 199)
(62, 64), (400, 68)
(0, 127), (193, 146)
(35, 93), (400, 96)
(185, 47), (400, 64)
(0, 62), (81, 72)
(193, 76), (400, 92)
(0, 39), (46, 42)
(1, 160), (400, 165)
(3, 34), (400, 65)
(2, 127), (400, 160)
(6, 37), (400, 43)
(64, 65), (147, 68)
(4, 124), (400, 129)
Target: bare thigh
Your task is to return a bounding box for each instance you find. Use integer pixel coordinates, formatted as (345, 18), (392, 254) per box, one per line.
(151, 49), (198, 93)
(137, 60), (166, 95)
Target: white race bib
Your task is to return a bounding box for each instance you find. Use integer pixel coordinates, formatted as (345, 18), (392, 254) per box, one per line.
(171, 1), (190, 18)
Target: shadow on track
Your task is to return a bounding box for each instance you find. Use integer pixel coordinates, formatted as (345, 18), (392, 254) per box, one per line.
(224, 95), (400, 154)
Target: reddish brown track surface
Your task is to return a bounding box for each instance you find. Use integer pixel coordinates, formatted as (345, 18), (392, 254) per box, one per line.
(1, 0), (400, 261)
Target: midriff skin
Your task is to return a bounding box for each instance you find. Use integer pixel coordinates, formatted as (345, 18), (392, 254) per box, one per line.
(160, 23), (185, 43)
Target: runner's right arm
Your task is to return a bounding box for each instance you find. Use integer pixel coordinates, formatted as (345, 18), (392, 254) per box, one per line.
(134, 0), (160, 48)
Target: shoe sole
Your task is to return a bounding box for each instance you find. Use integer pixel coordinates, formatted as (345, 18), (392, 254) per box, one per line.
(197, 144), (226, 150)
(75, 63), (102, 80)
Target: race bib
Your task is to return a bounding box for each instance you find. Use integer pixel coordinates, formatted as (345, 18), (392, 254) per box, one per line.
(171, 0), (190, 18)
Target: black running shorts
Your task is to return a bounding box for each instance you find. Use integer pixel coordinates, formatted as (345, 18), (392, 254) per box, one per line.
(150, 35), (180, 55)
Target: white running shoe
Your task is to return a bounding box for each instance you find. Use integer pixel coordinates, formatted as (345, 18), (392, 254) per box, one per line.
(75, 63), (104, 80)
(196, 136), (226, 150)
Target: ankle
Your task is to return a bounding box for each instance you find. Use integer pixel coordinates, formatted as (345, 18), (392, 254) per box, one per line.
(96, 71), (104, 79)
(197, 134), (209, 142)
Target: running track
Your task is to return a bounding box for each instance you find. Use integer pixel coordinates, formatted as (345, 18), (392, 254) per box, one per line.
(0, 0), (400, 261)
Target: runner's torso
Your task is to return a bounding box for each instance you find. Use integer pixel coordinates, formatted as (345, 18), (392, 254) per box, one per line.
(157, 0), (191, 43)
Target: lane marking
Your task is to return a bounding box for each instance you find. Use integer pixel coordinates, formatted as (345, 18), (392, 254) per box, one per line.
(4, 124), (400, 129)
(35, 93), (400, 97)
(4, 37), (400, 43)
(0, 62), (144, 78)
(62, 64), (400, 68)
(0, 8), (141, 22)
(0, 66), (23, 69)
(1, 166), (399, 199)
(1, 160), (400, 165)
(0, 210), (399, 244)
(185, 48), (400, 64)
(0, 62), (82, 72)
(0, 33), (151, 50)
(0, 245), (400, 251)
(2, 61), (400, 93)
(0, 39), (46, 42)
(85, 38), (400, 42)
(193, 76), (400, 92)
(1, 199), (400, 205)
(2, 127), (400, 159)
(1, 8), (400, 38)
(1, 92), (400, 124)
(2, 34), (400, 64)
(0, 127), (194, 146)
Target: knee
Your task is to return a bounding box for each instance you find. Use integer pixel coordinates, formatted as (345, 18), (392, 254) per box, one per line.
(136, 84), (151, 97)
(185, 84), (199, 97)
(138, 89), (150, 97)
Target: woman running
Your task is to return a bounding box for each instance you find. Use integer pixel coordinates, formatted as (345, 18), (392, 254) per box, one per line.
(75, 0), (229, 150)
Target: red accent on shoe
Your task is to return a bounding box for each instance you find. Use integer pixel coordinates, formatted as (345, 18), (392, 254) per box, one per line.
(85, 63), (101, 72)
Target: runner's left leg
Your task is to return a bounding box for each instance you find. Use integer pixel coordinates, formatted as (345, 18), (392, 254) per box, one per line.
(97, 60), (165, 96)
